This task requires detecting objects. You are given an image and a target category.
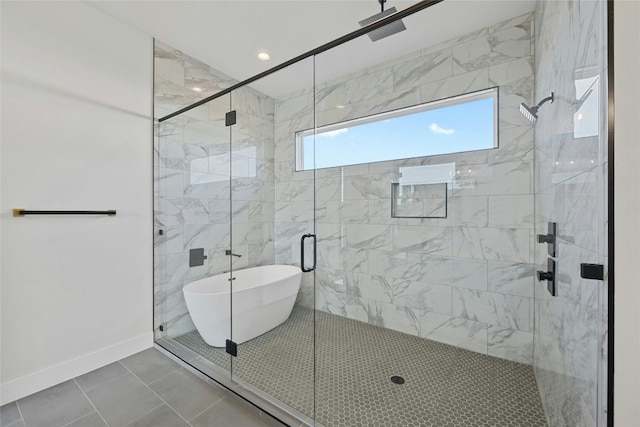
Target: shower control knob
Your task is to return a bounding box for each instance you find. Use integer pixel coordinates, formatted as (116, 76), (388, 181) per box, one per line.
(538, 258), (557, 297)
(537, 222), (557, 257)
(537, 270), (553, 282)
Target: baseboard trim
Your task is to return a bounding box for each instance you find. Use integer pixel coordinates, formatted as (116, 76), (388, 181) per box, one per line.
(0, 332), (153, 405)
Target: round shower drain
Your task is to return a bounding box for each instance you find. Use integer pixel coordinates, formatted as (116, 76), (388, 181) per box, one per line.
(390, 376), (405, 384)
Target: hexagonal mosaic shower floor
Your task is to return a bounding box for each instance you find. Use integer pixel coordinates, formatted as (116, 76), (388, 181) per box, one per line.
(174, 305), (548, 427)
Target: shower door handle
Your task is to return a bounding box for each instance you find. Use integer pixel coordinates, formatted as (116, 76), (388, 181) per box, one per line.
(300, 233), (316, 273)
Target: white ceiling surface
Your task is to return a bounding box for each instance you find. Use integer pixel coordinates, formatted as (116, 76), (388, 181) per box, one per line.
(90, 0), (536, 98)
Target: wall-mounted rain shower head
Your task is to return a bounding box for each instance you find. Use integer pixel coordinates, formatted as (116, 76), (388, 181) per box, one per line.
(359, 0), (406, 42)
(519, 102), (540, 124)
(520, 92), (554, 124)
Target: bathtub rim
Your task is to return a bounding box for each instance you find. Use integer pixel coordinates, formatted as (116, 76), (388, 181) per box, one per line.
(183, 264), (302, 296)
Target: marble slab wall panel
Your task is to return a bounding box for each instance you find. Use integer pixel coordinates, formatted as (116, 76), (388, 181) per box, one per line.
(274, 14), (536, 365)
(154, 41), (235, 119)
(532, 1), (607, 426)
(154, 41), (276, 339)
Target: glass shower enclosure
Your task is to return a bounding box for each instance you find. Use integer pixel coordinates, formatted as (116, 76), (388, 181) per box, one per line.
(153, 1), (610, 425)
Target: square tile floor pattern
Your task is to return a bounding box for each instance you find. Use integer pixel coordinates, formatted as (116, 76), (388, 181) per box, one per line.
(175, 305), (549, 427)
(0, 348), (278, 427)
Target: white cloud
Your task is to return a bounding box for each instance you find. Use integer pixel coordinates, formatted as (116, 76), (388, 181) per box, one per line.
(429, 123), (455, 135)
(321, 128), (348, 137)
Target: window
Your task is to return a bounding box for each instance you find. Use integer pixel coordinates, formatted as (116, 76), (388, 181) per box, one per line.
(295, 87), (498, 171)
(573, 75), (599, 138)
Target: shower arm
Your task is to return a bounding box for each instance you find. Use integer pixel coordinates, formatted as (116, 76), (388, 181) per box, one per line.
(536, 92), (554, 108)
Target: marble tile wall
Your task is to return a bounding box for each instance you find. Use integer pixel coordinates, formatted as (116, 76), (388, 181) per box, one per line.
(154, 41), (276, 338)
(532, 1), (608, 426)
(274, 14), (537, 364)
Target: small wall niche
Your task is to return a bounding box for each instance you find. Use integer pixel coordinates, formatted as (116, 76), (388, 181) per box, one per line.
(391, 164), (453, 219)
(391, 182), (448, 218)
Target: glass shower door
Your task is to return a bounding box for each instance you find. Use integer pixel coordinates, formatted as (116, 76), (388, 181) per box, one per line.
(311, 33), (443, 427)
(310, 5), (548, 426)
(229, 58), (317, 422)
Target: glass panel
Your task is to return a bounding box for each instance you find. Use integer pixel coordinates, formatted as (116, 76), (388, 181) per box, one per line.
(311, 5), (547, 426)
(153, 49), (233, 377)
(532, 1), (608, 425)
(230, 57), (316, 423)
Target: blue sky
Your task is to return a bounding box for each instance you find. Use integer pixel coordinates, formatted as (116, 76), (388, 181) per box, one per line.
(301, 97), (495, 170)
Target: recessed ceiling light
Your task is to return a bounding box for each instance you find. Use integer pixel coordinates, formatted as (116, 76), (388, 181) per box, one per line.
(192, 87), (202, 93)
(257, 52), (271, 61)
(336, 105), (346, 109)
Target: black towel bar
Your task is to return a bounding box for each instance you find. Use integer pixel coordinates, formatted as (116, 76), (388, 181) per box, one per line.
(13, 209), (116, 217)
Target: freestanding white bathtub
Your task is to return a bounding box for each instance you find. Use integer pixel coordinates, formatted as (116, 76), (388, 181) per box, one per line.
(183, 265), (302, 347)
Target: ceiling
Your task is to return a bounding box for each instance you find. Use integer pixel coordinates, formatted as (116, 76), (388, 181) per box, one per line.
(89, 0), (536, 98)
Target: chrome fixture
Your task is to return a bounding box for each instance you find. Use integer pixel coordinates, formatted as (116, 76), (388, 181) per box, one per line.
(225, 250), (242, 257)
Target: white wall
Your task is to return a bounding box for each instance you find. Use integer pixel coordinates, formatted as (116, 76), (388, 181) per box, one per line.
(614, 0), (640, 424)
(0, 2), (153, 404)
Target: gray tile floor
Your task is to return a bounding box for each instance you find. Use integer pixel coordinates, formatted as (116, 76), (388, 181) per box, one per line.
(174, 305), (548, 427)
(0, 348), (285, 427)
